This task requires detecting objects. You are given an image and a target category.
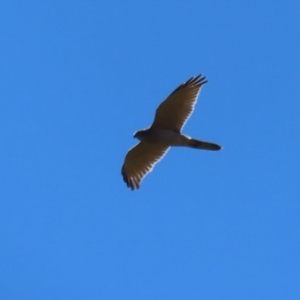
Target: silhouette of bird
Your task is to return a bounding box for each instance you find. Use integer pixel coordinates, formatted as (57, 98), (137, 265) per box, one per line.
(122, 74), (222, 190)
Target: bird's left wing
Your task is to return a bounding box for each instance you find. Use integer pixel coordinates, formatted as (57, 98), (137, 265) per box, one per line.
(151, 74), (207, 132)
(122, 141), (169, 190)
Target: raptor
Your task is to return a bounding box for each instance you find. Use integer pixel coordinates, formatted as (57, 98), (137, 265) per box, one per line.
(121, 74), (222, 190)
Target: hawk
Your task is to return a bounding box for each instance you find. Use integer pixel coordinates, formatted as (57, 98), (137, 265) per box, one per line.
(121, 74), (222, 190)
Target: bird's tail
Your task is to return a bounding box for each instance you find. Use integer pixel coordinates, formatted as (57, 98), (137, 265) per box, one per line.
(188, 138), (222, 151)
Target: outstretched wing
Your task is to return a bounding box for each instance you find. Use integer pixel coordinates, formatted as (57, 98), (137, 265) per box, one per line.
(122, 142), (169, 190)
(151, 74), (208, 132)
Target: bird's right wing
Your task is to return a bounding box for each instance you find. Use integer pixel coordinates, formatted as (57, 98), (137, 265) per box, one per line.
(151, 75), (208, 132)
(121, 142), (169, 190)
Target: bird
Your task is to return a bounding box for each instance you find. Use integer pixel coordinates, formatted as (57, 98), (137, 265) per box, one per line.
(121, 74), (222, 190)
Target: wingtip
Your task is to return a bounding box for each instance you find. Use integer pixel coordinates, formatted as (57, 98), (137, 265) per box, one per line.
(186, 74), (208, 87)
(122, 169), (140, 191)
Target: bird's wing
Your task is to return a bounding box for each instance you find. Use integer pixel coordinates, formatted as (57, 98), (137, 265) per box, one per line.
(151, 74), (208, 132)
(122, 141), (169, 190)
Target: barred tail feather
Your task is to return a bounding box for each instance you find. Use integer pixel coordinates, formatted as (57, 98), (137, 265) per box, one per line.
(188, 138), (222, 151)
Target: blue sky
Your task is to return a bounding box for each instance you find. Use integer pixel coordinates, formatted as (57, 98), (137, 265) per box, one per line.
(1, 1), (299, 299)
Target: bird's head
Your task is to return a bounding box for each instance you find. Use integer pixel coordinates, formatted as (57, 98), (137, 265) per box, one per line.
(133, 129), (149, 141)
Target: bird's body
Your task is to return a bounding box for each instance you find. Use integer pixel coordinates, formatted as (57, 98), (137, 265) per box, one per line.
(122, 74), (222, 190)
(135, 128), (188, 146)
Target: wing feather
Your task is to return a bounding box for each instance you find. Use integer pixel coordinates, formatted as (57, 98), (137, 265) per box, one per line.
(151, 74), (208, 132)
(121, 142), (169, 190)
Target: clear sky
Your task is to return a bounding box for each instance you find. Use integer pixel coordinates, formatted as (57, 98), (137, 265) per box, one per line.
(1, 1), (299, 299)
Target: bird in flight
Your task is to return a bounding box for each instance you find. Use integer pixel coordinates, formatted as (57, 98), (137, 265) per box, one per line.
(121, 74), (222, 190)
